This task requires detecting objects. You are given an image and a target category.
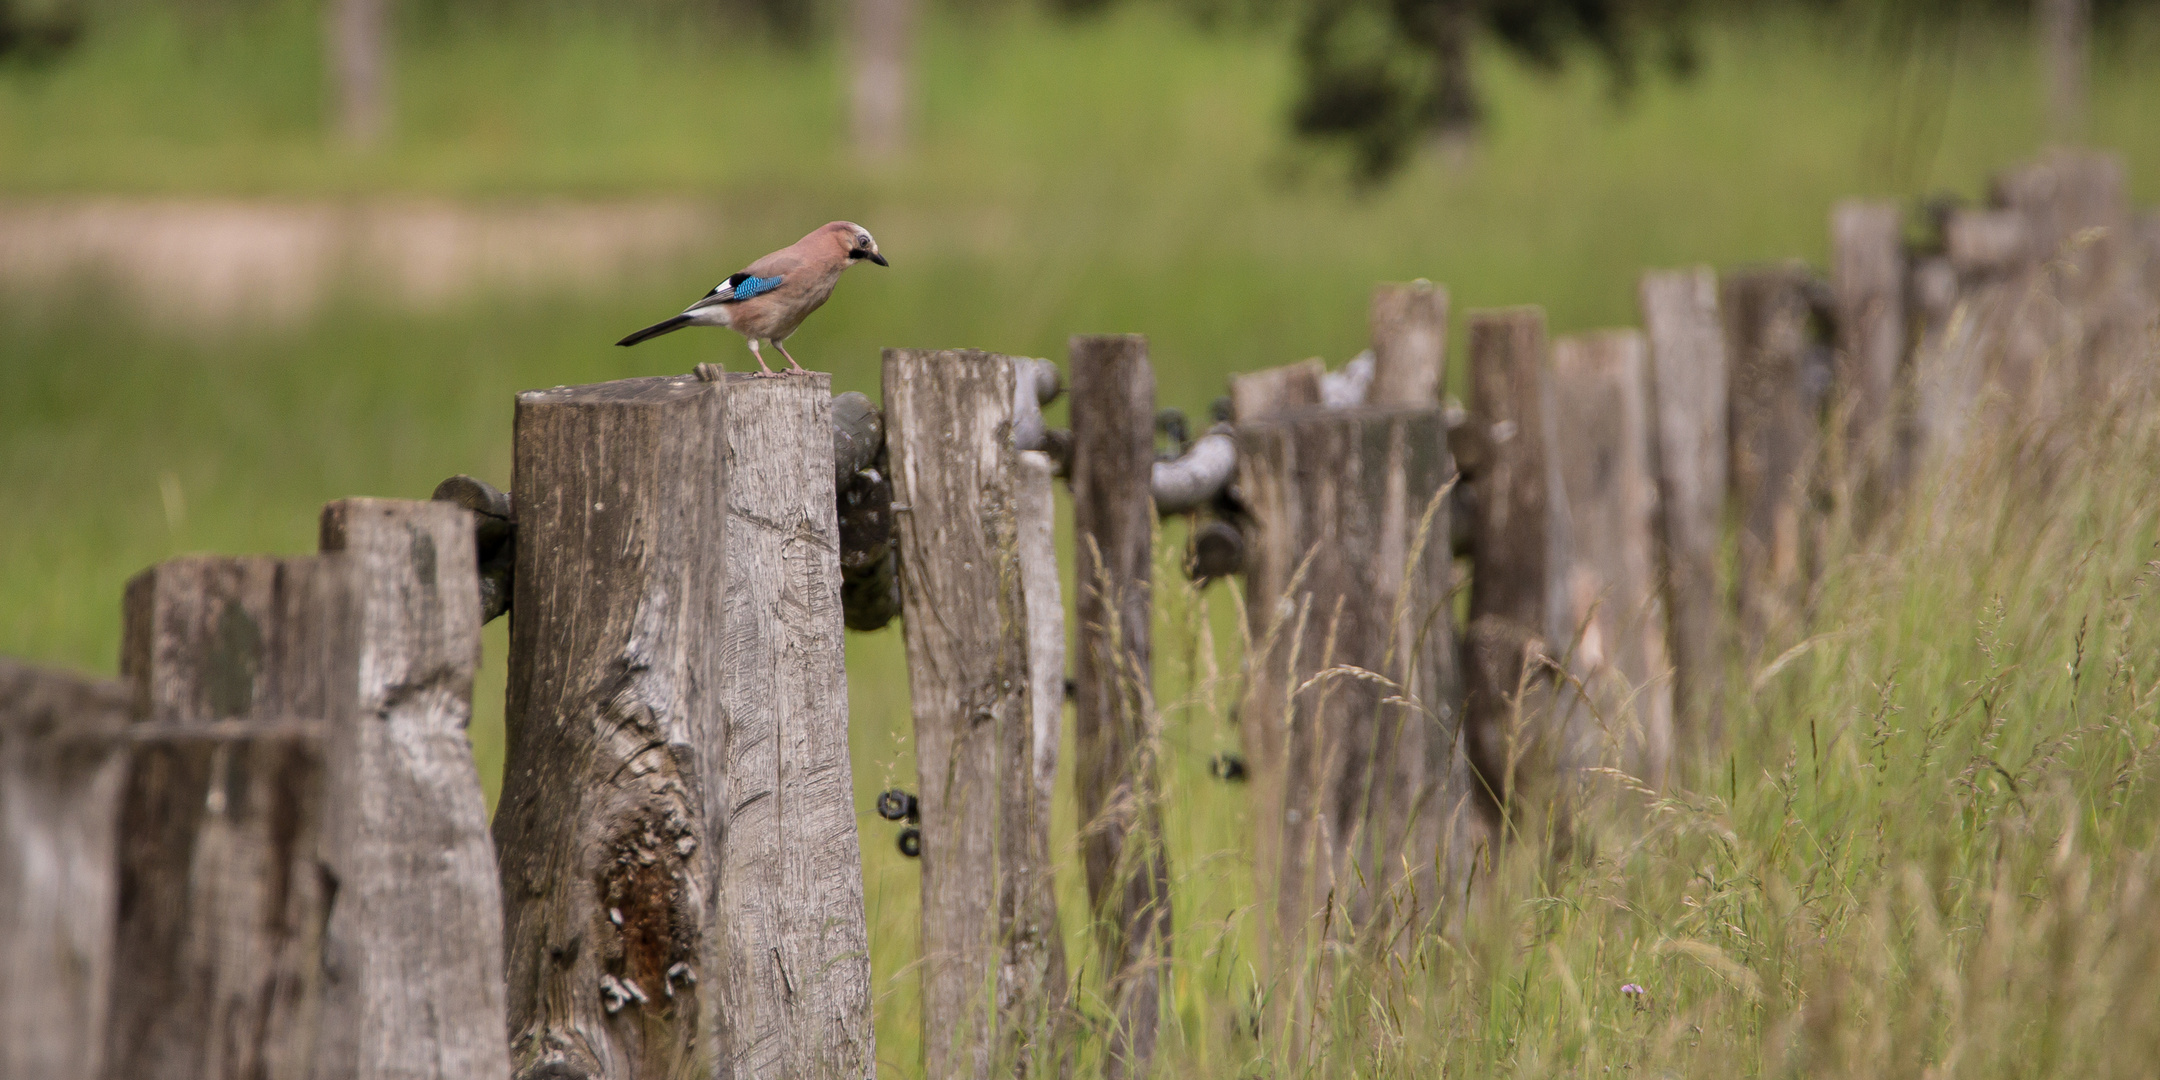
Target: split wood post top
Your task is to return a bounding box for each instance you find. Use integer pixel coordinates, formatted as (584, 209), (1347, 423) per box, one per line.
(0, 660), (129, 1080)
(1235, 406), (1465, 956)
(495, 373), (727, 1080)
(1369, 280), (1449, 409)
(1067, 333), (1171, 1080)
(106, 499), (504, 1080)
(714, 372), (874, 1080)
(1724, 265), (1826, 663)
(1229, 357), (1325, 423)
(884, 349), (1065, 1080)
(1461, 306), (1563, 833)
(1830, 200), (1907, 524)
(1550, 330), (1673, 789)
(1639, 267), (1730, 757)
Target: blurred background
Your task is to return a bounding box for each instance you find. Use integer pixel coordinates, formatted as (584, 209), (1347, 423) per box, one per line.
(1, 0), (2155, 1066)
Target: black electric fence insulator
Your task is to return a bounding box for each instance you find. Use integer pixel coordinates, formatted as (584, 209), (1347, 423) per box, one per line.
(1187, 520), (1244, 581)
(875, 789), (919, 822)
(1155, 408), (1191, 457)
(1210, 753), (1248, 782)
(897, 827), (922, 858)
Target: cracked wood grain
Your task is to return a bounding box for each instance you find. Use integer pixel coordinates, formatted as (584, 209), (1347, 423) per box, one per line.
(714, 373), (873, 1080)
(496, 374), (726, 1080)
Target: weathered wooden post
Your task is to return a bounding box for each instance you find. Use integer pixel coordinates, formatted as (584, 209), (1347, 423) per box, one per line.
(1237, 406), (1465, 951)
(712, 372), (875, 1080)
(885, 349), (1066, 1080)
(1550, 331), (1673, 788)
(493, 373), (727, 1079)
(1067, 333), (1171, 1080)
(1724, 265), (1826, 662)
(1229, 358), (1325, 422)
(1, 660), (129, 1080)
(1369, 280), (1449, 408)
(312, 499), (510, 1080)
(105, 556), (336, 1080)
(104, 499), (506, 1080)
(1461, 307), (1570, 838)
(1830, 200), (1908, 520)
(1639, 267), (1729, 756)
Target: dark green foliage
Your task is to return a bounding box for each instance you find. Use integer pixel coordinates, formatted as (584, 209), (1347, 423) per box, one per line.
(1291, 0), (1699, 182)
(0, 0), (82, 65)
(1285, 0), (2157, 182)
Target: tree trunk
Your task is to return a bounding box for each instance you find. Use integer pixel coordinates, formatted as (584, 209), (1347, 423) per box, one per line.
(850, 0), (918, 160)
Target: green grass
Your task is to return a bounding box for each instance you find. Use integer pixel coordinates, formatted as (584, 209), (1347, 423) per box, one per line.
(3, 3), (2160, 1076)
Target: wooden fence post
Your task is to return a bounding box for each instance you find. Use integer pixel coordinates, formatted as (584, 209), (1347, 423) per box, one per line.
(101, 502), (505, 1080)
(1370, 280), (1449, 409)
(1229, 358), (1325, 423)
(104, 555), (337, 1080)
(1830, 200), (1907, 520)
(1639, 268), (1729, 758)
(1550, 331), (1673, 789)
(312, 498), (509, 1080)
(1236, 406), (1464, 959)
(884, 349), (1065, 1080)
(1, 660), (129, 1080)
(493, 373), (727, 1079)
(1068, 333), (1171, 1080)
(1461, 307), (1570, 837)
(714, 373), (875, 1080)
(1724, 265), (1826, 663)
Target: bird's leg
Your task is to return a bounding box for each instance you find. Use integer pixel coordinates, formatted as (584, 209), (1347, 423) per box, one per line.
(773, 339), (807, 373)
(747, 339), (775, 376)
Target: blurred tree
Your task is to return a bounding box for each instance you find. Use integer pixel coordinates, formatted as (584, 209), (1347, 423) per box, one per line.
(329, 0), (389, 147)
(851, 0), (918, 159)
(1288, 0), (1699, 181)
(0, 0), (82, 65)
(1257, 0), (2149, 181)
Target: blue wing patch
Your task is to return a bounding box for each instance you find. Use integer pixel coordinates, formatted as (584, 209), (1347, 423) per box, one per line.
(717, 273), (782, 302)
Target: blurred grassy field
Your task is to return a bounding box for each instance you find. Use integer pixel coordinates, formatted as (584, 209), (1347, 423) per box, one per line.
(4, 3), (2160, 1076)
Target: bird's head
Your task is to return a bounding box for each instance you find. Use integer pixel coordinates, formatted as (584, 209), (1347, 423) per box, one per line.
(825, 221), (889, 267)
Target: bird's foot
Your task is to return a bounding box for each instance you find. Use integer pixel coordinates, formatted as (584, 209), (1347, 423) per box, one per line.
(774, 341), (808, 374)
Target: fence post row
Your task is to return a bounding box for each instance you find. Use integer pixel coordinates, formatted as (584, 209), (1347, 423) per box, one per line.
(1068, 333), (1173, 1080)
(885, 348), (1067, 1080)
(0, 660), (130, 1080)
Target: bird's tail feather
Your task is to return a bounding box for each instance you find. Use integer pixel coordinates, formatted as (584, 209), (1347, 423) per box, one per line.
(617, 315), (694, 347)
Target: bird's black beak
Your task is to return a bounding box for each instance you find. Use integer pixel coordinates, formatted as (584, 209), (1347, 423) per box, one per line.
(869, 251), (889, 267)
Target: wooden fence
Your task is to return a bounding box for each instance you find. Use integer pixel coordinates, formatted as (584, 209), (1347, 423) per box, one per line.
(4, 149), (2157, 1080)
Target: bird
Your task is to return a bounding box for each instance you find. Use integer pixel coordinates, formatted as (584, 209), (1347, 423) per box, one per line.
(616, 221), (888, 374)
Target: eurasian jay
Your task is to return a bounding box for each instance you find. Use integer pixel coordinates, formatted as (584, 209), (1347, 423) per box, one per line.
(616, 221), (889, 374)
